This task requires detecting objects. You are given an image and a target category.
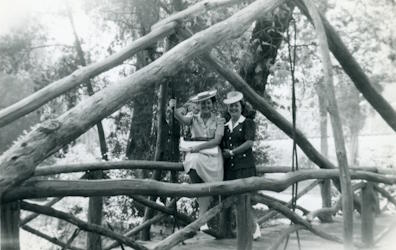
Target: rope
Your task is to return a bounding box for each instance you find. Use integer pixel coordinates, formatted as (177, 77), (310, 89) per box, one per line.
(283, 17), (302, 250)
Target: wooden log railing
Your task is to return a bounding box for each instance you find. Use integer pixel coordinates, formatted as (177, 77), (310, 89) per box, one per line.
(9, 167), (395, 250)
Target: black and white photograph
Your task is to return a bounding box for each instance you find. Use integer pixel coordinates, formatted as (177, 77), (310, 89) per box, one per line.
(0, 0), (395, 249)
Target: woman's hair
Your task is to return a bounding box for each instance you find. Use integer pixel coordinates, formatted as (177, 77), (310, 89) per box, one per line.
(241, 100), (256, 119)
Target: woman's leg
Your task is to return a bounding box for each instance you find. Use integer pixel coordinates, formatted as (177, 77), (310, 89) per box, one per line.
(188, 169), (211, 217)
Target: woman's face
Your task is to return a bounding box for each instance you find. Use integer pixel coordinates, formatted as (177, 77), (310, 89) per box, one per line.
(200, 99), (213, 114)
(227, 102), (242, 118)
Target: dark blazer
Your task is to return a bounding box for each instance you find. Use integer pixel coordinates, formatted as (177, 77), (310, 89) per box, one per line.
(222, 118), (256, 171)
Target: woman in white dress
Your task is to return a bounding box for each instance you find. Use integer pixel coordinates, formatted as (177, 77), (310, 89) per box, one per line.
(169, 90), (225, 224)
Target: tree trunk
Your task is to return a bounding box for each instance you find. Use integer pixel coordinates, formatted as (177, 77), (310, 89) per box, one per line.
(301, 1), (353, 247)
(317, 82), (332, 222)
(0, 201), (20, 250)
(125, 1), (160, 180)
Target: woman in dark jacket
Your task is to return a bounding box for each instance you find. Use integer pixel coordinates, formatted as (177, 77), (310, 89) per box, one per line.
(222, 91), (261, 241)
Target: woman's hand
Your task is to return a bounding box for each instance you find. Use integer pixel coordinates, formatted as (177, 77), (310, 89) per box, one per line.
(168, 99), (177, 109)
(223, 149), (232, 158)
(189, 146), (199, 153)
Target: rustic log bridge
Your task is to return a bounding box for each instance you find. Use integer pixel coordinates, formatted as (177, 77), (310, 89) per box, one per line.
(4, 170), (396, 203)
(151, 196), (237, 250)
(0, 0), (284, 197)
(21, 224), (83, 250)
(20, 201), (148, 250)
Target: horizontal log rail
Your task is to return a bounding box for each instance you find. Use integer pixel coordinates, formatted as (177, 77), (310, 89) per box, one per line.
(20, 201), (148, 250)
(33, 160), (395, 177)
(4, 170), (396, 203)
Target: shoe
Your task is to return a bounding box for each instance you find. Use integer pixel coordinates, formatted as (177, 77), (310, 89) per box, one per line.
(253, 223), (261, 240)
(200, 223), (209, 231)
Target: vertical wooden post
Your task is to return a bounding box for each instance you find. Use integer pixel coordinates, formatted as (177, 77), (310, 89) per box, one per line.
(236, 194), (252, 250)
(361, 182), (375, 247)
(1, 201), (20, 250)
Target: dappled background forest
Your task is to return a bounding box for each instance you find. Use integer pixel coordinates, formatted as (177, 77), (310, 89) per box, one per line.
(0, 0), (395, 249)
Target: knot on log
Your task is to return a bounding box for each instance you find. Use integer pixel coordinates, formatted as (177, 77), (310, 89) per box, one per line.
(38, 120), (61, 134)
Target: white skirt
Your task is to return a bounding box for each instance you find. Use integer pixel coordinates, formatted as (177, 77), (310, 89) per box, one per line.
(183, 147), (223, 183)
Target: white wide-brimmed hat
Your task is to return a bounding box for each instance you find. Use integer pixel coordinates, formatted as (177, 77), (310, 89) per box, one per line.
(190, 90), (217, 102)
(223, 91), (243, 104)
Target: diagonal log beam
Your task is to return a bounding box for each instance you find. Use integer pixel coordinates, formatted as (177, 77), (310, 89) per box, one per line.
(295, 0), (396, 132)
(20, 201), (148, 250)
(21, 225), (83, 250)
(0, 22), (177, 129)
(4, 170), (396, 202)
(19, 197), (62, 225)
(0, 0), (284, 197)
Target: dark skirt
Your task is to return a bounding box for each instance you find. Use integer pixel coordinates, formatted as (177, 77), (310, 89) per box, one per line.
(224, 167), (256, 181)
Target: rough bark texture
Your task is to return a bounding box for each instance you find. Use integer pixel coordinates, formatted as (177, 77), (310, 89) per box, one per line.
(4, 170), (396, 202)
(0, 0), (283, 196)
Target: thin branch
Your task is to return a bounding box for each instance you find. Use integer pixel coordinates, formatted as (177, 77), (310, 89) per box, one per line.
(20, 197), (62, 225)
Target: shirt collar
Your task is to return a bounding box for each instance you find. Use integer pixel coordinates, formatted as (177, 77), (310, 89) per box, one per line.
(226, 115), (246, 132)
